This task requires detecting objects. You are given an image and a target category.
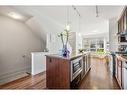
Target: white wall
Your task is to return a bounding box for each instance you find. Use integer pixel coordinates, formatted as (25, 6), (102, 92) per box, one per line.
(15, 7), (80, 54)
(0, 16), (43, 84)
(46, 33), (63, 54)
(109, 17), (118, 52)
(68, 32), (76, 54)
(82, 20), (109, 52)
(25, 16), (65, 53)
(82, 20), (109, 40)
(25, 17), (46, 50)
(76, 32), (83, 53)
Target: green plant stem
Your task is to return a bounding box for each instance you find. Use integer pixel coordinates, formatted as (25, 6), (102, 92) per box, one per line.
(66, 31), (69, 46)
(61, 34), (64, 48)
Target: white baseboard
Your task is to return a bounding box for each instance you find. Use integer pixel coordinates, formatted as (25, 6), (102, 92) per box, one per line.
(0, 67), (30, 85)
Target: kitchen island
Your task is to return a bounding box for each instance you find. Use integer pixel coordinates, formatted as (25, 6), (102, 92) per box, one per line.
(46, 52), (91, 89)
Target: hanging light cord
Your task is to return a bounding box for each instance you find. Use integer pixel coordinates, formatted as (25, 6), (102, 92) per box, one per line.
(72, 5), (81, 33)
(67, 7), (69, 25)
(96, 6), (99, 17)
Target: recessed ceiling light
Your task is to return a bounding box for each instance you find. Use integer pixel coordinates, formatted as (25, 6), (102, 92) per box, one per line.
(8, 12), (23, 20)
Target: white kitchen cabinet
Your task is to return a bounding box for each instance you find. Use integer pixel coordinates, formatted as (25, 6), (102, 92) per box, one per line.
(118, 60), (122, 87)
(115, 57), (118, 81)
(115, 57), (122, 88)
(115, 55), (127, 89)
(123, 62), (127, 89)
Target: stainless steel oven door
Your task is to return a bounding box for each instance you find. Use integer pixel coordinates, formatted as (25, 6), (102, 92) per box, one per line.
(70, 57), (83, 82)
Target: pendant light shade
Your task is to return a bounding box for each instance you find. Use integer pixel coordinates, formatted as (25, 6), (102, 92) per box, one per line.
(65, 24), (70, 31)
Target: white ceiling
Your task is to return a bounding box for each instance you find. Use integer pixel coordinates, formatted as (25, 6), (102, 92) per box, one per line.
(0, 6), (124, 23)
(77, 6), (124, 20)
(0, 6), (124, 40)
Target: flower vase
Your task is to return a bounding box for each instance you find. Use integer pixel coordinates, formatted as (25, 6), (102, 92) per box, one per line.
(62, 45), (70, 57)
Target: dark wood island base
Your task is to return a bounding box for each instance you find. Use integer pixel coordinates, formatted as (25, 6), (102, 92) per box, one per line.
(46, 53), (91, 89)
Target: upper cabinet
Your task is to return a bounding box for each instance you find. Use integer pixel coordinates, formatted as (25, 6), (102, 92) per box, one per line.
(118, 7), (127, 42)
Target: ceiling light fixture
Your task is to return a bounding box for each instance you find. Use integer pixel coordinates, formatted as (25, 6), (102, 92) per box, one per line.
(72, 5), (81, 17)
(65, 24), (70, 31)
(78, 33), (81, 37)
(96, 6), (99, 17)
(8, 12), (23, 20)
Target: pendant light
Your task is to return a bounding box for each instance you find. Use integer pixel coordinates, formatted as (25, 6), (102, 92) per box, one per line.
(65, 6), (70, 32)
(78, 9), (81, 36)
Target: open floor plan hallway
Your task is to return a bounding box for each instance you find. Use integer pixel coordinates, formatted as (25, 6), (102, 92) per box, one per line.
(79, 57), (120, 89)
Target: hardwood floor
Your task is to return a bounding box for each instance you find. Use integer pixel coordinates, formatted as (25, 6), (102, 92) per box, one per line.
(0, 72), (46, 89)
(79, 57), (120, 89)
(0, 57), (120, 89)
